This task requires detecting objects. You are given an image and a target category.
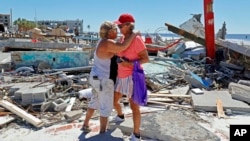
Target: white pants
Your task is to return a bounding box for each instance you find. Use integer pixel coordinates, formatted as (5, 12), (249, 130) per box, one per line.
(88, 77), (114, 117)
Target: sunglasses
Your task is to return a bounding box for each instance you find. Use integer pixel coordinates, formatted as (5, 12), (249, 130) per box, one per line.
(118, 23), (129, 29)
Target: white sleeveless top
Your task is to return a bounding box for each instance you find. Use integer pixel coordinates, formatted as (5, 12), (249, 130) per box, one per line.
(90, 41), (111, 80)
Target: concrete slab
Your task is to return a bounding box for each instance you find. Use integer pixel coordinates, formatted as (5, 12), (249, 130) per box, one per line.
(191, 90), (250, 112)
(229, 82), (250, 104)
(64, 110), (83, 121)
(110, 110), (220, 141)
(0, 105), (243, 141)
(0, 122), (98, 141)
(11, 82), (55, 105)
(1, 82), (51, 98)
(170, 86), (190, 95)
(78, 128), (124, 141)
(0, 121), (127, 141)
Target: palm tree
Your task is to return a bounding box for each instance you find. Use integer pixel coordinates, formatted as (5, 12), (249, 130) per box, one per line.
(13, 18), (36, 32)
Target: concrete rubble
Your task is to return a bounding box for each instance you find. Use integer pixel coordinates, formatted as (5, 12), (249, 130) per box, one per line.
(228, 80), (250, 104)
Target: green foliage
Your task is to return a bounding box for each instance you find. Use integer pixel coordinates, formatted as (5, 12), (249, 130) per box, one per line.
(13, 18), (36, 31)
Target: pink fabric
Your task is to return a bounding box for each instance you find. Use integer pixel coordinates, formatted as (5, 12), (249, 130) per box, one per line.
(117, 36), (146, 78)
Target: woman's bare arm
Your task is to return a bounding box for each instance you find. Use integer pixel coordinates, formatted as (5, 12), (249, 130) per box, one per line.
(106, 32), (139, 53)
(120, 49), (149, 67)
(137, 49), (150, 64)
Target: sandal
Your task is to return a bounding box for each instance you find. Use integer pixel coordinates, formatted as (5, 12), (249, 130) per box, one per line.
(80, 125), (91, 133)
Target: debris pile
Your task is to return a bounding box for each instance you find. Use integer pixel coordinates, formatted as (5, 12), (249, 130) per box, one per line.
(0, 68), (90, 128)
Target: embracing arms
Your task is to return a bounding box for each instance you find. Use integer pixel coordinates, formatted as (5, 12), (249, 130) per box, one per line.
(120, 49), (149, 67)
(105, 32), (139, 53)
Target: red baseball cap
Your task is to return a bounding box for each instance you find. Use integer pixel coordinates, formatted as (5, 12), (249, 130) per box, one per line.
(114, 13), (135, 25)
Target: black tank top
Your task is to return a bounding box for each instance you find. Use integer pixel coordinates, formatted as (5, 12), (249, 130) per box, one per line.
(109, 55), (118, 84)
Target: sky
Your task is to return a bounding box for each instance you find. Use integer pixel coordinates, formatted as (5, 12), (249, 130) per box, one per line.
(1, 0), (250, 34)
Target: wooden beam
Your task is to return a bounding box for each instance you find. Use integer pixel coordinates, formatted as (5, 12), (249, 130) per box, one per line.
(65, 97), (76, 112)
(148, 93), (191, 98)
(157, 90), (171, 94)
(148, 98), (174, 103)
(147, 100), (193, 109)
(147, 100), (168, 105)
(0, 112), (12, 116)
(165, 22), (223, 48)
(0, 107), (5, 112)
(0, 100), (44, 127)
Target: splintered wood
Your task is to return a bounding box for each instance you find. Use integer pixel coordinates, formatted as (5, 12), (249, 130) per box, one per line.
(216, 99), (226, 118)
(0, 100), (44, 127)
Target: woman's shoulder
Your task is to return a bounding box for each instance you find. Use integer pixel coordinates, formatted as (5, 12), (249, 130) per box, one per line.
(98, 39), (109, 47)
(135, 35), (143, 41)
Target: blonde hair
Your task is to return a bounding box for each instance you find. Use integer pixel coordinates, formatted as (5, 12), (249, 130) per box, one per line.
(99, 21), (116, 39)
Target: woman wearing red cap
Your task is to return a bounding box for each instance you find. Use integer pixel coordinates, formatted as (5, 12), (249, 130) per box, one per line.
(113, 13), (149, 141)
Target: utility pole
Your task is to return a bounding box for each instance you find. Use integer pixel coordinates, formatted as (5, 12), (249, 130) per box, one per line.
(10, 8), (12, 29)
(34, 8), (37, 27)
(204, 0), (215, 62)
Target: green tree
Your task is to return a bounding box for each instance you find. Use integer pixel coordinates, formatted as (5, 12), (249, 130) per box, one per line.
(13, 18), (36, 32)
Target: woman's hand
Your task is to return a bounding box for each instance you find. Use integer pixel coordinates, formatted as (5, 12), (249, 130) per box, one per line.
(119, 60), (133, 67)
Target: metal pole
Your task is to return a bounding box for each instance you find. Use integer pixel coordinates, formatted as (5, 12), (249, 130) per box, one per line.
(204, 0), (215, 62)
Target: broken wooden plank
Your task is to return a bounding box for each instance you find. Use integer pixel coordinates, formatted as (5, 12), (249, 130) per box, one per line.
(148, 97), (174, 103)
(0, 115), (16, 127)
(148, 93), (191, 98)
(0, 111), (12, 116)
(65, 97), (76, 112)
(0, 100), (44, 127)
(52, 66), (92, 72)
(165, 22), (223, 48)
(157, 90), (171, 94)
(147, 100), (169, 105)
(216, 99), (226, 118)
(147, 100), (192, 109)
(0, 107), (5, 112)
